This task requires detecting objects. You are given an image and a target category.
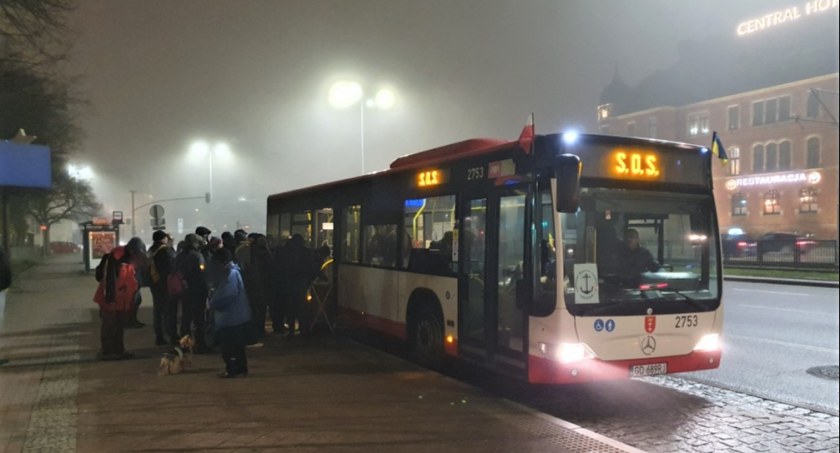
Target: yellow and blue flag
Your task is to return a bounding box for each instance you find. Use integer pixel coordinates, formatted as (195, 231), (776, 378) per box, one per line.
(711, 131), (728, 166)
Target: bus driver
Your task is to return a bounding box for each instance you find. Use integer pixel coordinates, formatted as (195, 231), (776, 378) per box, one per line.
(619, 228), (661, 275)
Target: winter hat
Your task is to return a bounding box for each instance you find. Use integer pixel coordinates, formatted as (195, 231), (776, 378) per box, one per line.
(153, 230), (168, 242)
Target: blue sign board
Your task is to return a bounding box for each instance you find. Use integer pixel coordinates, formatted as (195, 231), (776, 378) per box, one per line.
(0, 142), (52, 188)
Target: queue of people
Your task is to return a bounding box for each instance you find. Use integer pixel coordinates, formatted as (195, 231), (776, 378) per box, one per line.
(92, 226), (328, 379)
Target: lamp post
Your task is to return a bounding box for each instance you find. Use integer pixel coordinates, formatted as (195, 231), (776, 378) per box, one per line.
(190, 140), (232, 229)
(328, 81), (396, 174)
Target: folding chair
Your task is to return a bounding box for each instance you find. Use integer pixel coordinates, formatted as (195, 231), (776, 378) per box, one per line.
(309, 279), (333, 332)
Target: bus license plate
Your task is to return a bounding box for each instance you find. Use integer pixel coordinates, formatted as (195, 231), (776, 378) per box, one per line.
(630, 363), (667, 377)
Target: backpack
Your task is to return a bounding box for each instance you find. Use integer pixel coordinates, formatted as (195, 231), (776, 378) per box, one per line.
(167, 270), (187, 298)
(149, 245), (169, 284)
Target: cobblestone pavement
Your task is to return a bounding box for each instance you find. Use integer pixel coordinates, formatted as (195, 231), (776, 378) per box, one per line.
(579, 376), (839, 453)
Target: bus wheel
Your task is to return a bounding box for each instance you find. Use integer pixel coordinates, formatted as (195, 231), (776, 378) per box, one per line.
(410, 306), (444, 365)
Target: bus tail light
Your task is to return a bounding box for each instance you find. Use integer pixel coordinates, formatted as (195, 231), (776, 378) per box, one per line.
(693, 334), (720, 351)
(540, 342), (597, 363)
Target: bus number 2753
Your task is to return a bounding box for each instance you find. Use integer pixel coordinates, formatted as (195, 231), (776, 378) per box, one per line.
(675, 315), (698, 328)
(466, 167), (485, 180)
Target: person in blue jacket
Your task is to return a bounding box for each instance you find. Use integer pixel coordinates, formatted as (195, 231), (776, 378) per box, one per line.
(207, 247), (252, 378)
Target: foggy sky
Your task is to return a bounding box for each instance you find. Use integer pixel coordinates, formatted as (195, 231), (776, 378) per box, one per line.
(65, 0), (800, 235)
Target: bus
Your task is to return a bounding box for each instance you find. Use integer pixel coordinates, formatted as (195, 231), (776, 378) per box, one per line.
(267, 126), (723, 384)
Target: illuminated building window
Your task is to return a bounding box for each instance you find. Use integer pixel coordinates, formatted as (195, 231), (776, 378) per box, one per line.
(752, 144), (764, 172)
(597, 104), (612, 120)
(732, 193), (747, 216)
(779, 141), (792, 170)
(765, 143), (778, 172)
(806, 137), (821, 168)
(762, 190), (781, 215)
(687, 112), (709, 137)
(799, 188), (818, 214)
(627, 121), (636, 136)
(728, 147), (741, 176)
(647, 117), (657, 138)
(728, 106), (740, 130)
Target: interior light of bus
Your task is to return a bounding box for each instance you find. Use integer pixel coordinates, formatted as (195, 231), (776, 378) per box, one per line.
(611, 150), (661, 179)
(693, 333), (720, 351)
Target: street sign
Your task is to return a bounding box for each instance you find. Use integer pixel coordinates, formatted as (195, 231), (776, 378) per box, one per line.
(150, 204), (164, 219)
(112, 211), (124, 225)
(177, 218), (184, 234)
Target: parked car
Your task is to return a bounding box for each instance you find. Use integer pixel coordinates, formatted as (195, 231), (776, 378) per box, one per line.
(721, 232), (756, 258)
(756, 232), (816, 256)
(50, 241), (82, 254)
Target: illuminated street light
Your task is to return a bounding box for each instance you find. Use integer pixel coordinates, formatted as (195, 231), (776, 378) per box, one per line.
(328, 80), (397, 173)
(189, 140), (232, 230)
(66, 163), (94, 181)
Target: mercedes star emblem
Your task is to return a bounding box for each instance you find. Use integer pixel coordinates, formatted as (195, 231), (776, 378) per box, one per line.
(641, 336), (657, 355)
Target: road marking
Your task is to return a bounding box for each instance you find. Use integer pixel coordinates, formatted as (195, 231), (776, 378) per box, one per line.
(738, 303), (836, 316)
(732, 288), (807, 297)
(726, 333), (839, 354)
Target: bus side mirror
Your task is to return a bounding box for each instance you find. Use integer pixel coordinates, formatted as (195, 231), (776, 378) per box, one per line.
(556, 154), (581, 213)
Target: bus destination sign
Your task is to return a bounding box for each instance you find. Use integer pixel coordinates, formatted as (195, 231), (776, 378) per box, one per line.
(610, 149), (662, 181)
(416, 169), (449, 187)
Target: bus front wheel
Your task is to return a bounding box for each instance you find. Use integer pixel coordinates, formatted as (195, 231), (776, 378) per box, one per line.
(410, 306), (444, 365)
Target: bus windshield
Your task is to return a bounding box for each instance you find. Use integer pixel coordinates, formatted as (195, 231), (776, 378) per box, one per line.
(559, 187), (721, 316)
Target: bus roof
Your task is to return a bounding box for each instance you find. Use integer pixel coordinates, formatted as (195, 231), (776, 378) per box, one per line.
(390, 138), (511, 169)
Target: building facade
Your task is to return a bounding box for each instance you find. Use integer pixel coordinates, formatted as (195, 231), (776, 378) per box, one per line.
(596, 5), (838, 241)
(598, 74), (838, 240)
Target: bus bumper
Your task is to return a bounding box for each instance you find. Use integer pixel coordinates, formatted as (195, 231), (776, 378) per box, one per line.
(528, 349), (722, 384)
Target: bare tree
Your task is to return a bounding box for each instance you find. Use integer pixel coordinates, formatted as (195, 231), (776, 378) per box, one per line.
(27, 169), (101, 254)
(0, 0), (75, 73)
(2, 0), (95, 253)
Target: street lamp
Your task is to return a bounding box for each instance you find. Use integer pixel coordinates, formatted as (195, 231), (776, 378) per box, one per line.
(189, 141), (232, 205)
(328, 81), (396, 173)
(66, 163), (94, 181)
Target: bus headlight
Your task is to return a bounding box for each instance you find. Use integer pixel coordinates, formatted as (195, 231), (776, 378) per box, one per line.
(540, 342), (597, 363)
(693, 334), (720, 351)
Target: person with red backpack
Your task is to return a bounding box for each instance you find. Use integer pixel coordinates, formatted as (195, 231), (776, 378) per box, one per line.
(93, 241), (142, 360)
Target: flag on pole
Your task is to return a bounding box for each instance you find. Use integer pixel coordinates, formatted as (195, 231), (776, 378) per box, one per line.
(517, 113), (535, 154)
(711, 131), (729, 166)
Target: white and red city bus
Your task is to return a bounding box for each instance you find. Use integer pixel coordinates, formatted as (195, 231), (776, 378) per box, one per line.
(267, 127), (723, 383)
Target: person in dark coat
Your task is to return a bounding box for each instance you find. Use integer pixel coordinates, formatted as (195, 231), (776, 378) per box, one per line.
(125, 237), (148, 328)
(207, 247), (252, 378)
(177, 234), (211, 352)
(280, 234), (319, 338)
(148, 230), (176, 345)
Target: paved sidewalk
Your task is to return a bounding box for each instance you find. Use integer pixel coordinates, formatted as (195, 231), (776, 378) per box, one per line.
(0, 255), (642, 452)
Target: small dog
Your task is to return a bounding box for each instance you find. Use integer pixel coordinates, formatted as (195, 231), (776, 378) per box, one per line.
(157, 335), (196, 376)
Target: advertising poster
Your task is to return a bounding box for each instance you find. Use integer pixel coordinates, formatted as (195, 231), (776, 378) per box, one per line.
(89, 231), (116, 264)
